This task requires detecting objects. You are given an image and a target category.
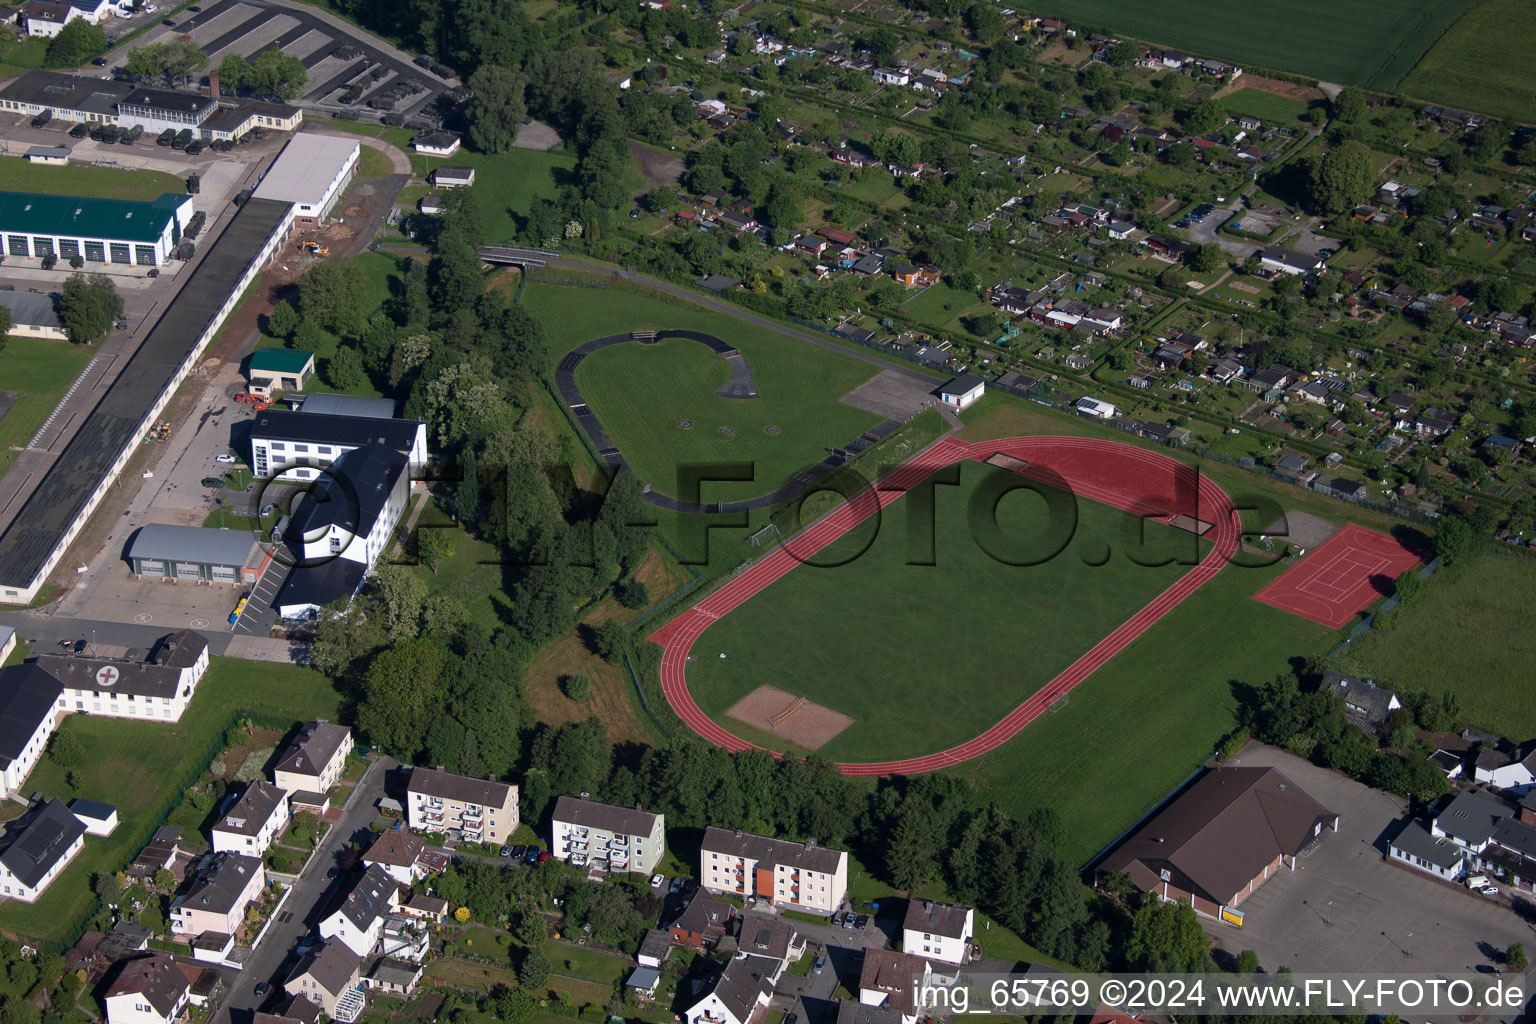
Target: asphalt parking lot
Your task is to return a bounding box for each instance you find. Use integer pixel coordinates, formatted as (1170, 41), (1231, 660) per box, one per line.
(1212, 744), (1535, 978)
(120, 0), (456, 120)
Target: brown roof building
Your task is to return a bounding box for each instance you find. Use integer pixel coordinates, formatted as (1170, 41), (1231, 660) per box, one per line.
(857, 950), (930, 1023)
(1097, 767), (1338, 919)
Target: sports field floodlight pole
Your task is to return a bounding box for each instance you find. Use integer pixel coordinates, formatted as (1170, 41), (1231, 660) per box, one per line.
(1325, 899), (1332, 927)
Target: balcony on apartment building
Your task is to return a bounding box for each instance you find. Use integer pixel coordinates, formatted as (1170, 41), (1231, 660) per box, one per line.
(460, 806), (484, 823)
(561, 826), (590, 840)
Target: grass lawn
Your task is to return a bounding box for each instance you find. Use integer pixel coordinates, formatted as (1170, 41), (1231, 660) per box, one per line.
(357, 145), (393, 179)
(0, 338), (96, 483)
(1022, 0), (1471, 87)
(0, 658), (342, 944)
(543, 939), (629, 981)
(1219, 88), (1310, 125)
(1399, 0), (1536, 122)
(0, 35), (48, 79)
(900, 283), (988, 331)
(421, 148), (576, 242)
(1338, 549), (1536, 739)
(0, 157), (187, 201)
(522, 282), (883, 503)
(688, 460), (1206, 762)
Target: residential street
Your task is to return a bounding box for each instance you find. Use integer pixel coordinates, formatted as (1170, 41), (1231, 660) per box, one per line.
(208, 757), (394, 1024)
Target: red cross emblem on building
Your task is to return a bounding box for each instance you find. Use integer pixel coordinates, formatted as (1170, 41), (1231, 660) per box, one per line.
(95, 666), (119, 688)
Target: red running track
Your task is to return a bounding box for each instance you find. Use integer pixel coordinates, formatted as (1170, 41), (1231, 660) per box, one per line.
(647, 435), (1242, 776)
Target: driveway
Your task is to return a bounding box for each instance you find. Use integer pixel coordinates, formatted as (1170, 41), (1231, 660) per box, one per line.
(1213, 745), (1535, 982)
(208, 756), (393, 1024)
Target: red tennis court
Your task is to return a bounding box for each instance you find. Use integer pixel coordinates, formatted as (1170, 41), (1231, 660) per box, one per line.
(1253, 522), (1423, 628)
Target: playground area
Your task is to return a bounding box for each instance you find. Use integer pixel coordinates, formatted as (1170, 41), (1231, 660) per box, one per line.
(725, 685), (853, 749)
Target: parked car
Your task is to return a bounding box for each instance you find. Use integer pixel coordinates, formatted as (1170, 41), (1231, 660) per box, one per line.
(855, 914), (869, 928)
(508, 844), (526, 859)
(538, 851), (550, 863)
(92, 57), (109, 66)
(215, 454), (237, 464)
(1477, 964), (1499, 974)
(499, 845), (512, 857)
(185, 140), (204, 156)
(841, 914), (855, 930)
(69, 123), (87, 138)
(523, 847), (541, 864)
(157, 128), (176, 146)
(253, 983), (270, 998)
(1481, 885), (1500, 896)
(650, 873), (665, 889)
(668, 877), (683, 895)
(30, 112), (50, 128)
(812, 955), (826, 975)
(201, 476), (225, 488)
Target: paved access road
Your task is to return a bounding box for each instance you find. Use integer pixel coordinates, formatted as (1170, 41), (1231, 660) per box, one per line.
(209, 757), (393, 1024)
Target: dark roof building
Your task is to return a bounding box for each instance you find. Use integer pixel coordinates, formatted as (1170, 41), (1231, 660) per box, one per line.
(0, 797), (87, 896)
(0, 664), (63, 785)
(552, 795), (663, 837)
(1323, 672), (1401, 733)
(104, 955), (191, 1021)
(1097, 767), (1338, 915)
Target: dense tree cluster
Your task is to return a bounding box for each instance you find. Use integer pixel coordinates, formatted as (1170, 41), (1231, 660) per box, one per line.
(58, 274), (123, 344)
(218, 49), (308, 100)
(1233, 667), (1458, 802)
(123, 40), (209, 85)
(44, 20), (105, 67)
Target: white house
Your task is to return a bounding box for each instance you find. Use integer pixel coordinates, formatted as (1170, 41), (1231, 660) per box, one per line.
(551, 795), (665, 875)
(937, 375), (985, 411)
(735, 917), (805, 983)
(1082, 308), (1126, 333)
(901, 899), (973, 966)
(410, 130), (460, 157)
(683, 957), (772, 1024)
(21, 0), (118, 38)
(700, 828), (848, 914)
(1475, 744), (1536, 792)
(0, 798), (87, 902)
(873, 68), (910, 86)
(1075, 396), (1118, 419)
(212, 782), (290, 857)
(104, 955), (191, 1024)
(319, 865), (399, 957)
(1388, 819), (1465, 882)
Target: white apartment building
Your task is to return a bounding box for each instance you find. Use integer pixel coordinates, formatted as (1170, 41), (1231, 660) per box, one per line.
(249, 409), (427, 483)
(212, 782), (290, 857)
(900, 899), (973, 966)
(41, 630), (208, 722)
(551, 795), (665, 875)
(0, 665), (63, 800)
(407, 768), (518, 845)
(700, 828), (848, 914)
(319, 865), (398, 957)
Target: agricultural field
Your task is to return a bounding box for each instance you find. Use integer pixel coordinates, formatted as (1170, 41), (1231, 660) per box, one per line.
(1338, 549), (1536, 740)
(522, 281), (884, 503)
(0, 157), (188, 201)
(688, 459), (1207, 763)
(1399, 0), (1536, 124)
(1024, 0), (1472, 88)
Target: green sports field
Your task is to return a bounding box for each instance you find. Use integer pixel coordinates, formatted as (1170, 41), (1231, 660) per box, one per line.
(0, 338), (96, 485)
(523, 281), (884, 503)
(0, 156), (187, 201)
(1025, 0), (1472, 88)
(1399, 0), (1536, 124)
(688, 460), (1207, 762)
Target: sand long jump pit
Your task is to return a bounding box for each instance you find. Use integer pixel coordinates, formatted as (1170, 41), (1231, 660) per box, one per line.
(726, 685), (852, 749)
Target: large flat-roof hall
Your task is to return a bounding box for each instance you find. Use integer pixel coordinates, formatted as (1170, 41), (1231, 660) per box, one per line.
(0, 191), (193, 267)
(254, 134), (360, 226)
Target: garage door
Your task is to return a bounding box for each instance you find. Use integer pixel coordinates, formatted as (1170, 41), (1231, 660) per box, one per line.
(137, 559), (167, 577)
(174, 562), (203, 580)
(211, 566), (237, 584)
